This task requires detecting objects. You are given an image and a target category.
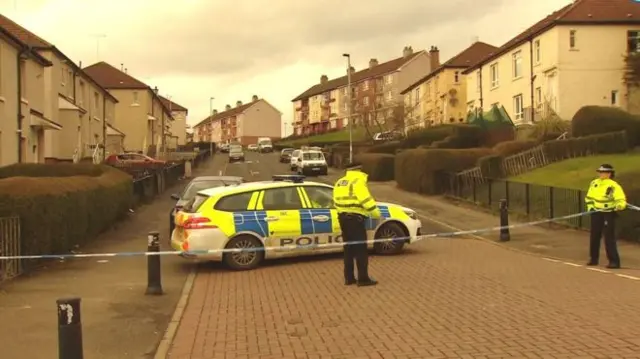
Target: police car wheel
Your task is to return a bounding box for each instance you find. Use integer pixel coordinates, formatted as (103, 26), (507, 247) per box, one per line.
(373, 223), (406, 255)
(223, 235), (264, 270)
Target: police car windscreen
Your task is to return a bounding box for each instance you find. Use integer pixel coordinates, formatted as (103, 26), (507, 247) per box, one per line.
(303, 152), (324, 160)
(182, 194), (209, 213)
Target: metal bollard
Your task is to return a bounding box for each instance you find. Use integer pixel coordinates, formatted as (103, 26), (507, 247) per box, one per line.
(499, 199), (511, 242)
(57, 297), (84, 359)
(145, 231), (164, 295)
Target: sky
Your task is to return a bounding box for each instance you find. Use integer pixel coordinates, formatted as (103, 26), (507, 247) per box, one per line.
(1, 0), (572, 136)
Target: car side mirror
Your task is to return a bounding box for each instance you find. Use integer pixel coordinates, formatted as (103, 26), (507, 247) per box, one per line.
(170, 193), (180, 200)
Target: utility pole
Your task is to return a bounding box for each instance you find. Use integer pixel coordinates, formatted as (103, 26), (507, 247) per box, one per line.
(90, 34), (106, 62)
(343, 53), (353, 163)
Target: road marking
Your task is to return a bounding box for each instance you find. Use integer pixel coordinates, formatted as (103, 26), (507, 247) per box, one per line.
(562, 261), (582, 267)
(616, 274), (640, 280)
(246, 161), (253, 164)
(543, 258), (560, 263)
(586, 267), (611, 273)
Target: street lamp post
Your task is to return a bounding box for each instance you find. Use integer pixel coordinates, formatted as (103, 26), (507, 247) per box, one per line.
(209, 97), (214, 155)
(343, 53), (353, 163)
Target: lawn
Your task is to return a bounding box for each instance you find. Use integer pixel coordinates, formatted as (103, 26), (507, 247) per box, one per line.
(509, 152), (640, 190)
(278, 127), (368, 145)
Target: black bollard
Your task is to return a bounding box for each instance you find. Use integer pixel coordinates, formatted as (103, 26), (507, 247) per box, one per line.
(499, 199), (511, 242)
(57, 297), (84, 359)
(145, 231), (164, 295)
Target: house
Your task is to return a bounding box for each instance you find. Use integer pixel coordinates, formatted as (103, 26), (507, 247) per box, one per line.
(193, 95), (282, 145)
(159, 95), (188, 149)
(463, 0), (640, 125)
(291, 46), (437, 135)
(83, 62), (174, 155)
(0, 24), (55, 165)
(401, 42), (498, 129)
(0, 14), (119, 163)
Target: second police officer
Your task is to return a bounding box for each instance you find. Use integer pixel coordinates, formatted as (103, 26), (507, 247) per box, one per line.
(585, 164), (627, 269)
(333, 162), (380, 287)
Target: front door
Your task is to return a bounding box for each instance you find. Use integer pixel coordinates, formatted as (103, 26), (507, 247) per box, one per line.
(300, 185), (342, 253)
(256, 186), (307, 253)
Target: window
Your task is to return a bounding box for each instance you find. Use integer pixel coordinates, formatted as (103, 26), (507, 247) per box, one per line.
(628, 31), (640, 52)
(385, 75), (392, 84)
(133, 91), (139, 104)
(490, 63), (499, 88)
(611, 90), (619, 106)
(261, 187), (302, 210)
(513, 94), (524, 120)
(363, 96), (369, 106)
(302, 152), (324, 161)
(535, 87), (542, 107)
(304, 186), (334, 209)
(343, 102), (348, 111)
(569, 30), (577, 49)
(414, 87), (420, 105)
(19, 60), (26, 98)
(60, 67), (65, 85)
(476, 71), (481, 93)
(68, 70), (74, 98)
(362, 80), (369, 90)
(512, 51), (522, 78)
(534, 39), (541, 63)
(386, 90), (392, 101)
(79, 81), (85, 105)
(94, 92), (99, 110)
(215, 192), (254, 212)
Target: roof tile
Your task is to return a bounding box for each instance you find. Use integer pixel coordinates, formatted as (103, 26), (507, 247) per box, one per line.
(159, 96), (188, 113)
(0, 13), (50, 48)
(83, 62), (149, 89)
(194, 99), (261, 128)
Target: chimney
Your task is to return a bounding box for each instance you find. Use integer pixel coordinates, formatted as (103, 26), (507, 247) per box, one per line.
(252, 95), (259, 101)
(79, 60), (82, 68)
(236, 100), (243, 107)
(320, 74), (328, 84)
(213, 109), (218, 115)
(369, 58), (378, 69)
(348, 66), (355, 74)
(124, 68), (128, 73)
(120, 63), (124, 71)
(153, 86), (159, 95)
(429, 46), (440, 69)
(225, 104), (231, 110)
(403, 46), (413, 58)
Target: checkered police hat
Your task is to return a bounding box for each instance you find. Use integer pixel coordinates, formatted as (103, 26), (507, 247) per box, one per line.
(596, 164), (614, 172)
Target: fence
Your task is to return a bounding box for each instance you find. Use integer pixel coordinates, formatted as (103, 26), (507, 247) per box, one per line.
(502, 145), (548, 177)
(0, 216), (21, 284)
(441, 173), (590, 230)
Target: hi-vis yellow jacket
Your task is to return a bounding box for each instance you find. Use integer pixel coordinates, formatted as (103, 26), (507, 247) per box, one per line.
(333, 170), (382, 218)
(585, 178), (627, 212)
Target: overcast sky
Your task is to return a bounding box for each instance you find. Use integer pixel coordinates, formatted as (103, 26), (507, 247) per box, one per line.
(2, 0), (571, 136)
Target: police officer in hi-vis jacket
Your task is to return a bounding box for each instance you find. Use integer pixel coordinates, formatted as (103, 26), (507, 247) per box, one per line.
(585, 164), (627, 269)
(333, 162), (380, 287)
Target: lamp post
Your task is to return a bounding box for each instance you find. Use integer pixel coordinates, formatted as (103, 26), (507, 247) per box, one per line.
(209, 97), (214, 155)
(343, 53), (353, 163)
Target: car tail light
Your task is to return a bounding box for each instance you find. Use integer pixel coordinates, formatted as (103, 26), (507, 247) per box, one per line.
(181, 241), (189, 251)
(183, 216), (217, 229)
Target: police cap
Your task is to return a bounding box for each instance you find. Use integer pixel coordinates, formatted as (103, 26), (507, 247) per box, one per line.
(596, 164), (614, 172)
(345, 161), (363, 170)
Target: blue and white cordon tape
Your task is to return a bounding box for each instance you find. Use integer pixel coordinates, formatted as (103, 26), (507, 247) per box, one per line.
(0, 205), (638, 261)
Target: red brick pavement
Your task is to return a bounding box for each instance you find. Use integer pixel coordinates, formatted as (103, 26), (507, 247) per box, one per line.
(167, 236), (640, 359)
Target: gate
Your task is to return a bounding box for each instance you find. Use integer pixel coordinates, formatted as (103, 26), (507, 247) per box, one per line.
(0, 216), (21, 283)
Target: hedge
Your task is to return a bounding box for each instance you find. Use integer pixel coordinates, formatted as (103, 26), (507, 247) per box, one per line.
(0, 164), (133, 261)
(367, 141), (402, 154)
(572, 106), (640, 147)
(395, 148), (494, 194)
(354, 153), (395, 181)
(492, 140), (539, 157)
(543, 131), (629, 162)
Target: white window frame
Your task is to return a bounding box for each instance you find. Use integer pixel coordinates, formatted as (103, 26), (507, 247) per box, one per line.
(363, 96), (369, 106)
(535, 87), (542, 108)
(414, 87), (420, 105)
(133, 91), (139, 104)
(476, 71), (481, 93)
(513, 94), (524, 120)
(362, 80), (369, 90)
(534, 39), (541, 64)
(569, 30), (577, 49)
(490, 63), (499, 88)
(386, 90), (393, 101)
(385, 75), (393, 84)
(512, 50), (522, 79)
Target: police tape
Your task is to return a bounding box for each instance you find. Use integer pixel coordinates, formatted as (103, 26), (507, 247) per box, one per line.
(1, 206), (638, 261)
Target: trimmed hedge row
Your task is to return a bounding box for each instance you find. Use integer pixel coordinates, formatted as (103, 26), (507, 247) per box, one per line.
(354, 153), (395, 181)
(396, 148), (494, 194)
(492, 139), (539, 156)
(543, 130), (629, 162)
(0, 164), (133, 260)
(572, 106), (640, 147)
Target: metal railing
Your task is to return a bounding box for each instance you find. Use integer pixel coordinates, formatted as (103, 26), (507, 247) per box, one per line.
(0, 216), (21, 284)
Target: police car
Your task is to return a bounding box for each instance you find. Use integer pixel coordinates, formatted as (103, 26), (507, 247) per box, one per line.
(171, 175), (422, 270)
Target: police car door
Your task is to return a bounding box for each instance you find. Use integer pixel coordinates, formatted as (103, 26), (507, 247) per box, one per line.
(256, 186), (311, 255)
(299, 185), (342, 254)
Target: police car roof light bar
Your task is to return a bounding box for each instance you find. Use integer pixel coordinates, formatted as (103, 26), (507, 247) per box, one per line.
(272, 175), (305, 183)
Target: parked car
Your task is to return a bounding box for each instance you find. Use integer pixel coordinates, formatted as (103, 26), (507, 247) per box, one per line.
(373, 131), (404, 142)
(279, 148), (294, 163)
(105, 153), (166, 166)
(229, 146), (245, 163)
(169, 176), (243, 237)
(248, 144), (258, 151)
(219, 144), (230, 153)
(290, 149), (301, 171)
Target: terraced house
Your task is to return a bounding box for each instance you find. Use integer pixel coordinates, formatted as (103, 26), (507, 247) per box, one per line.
(159, 95), (188, 149)
(401, 42), (498, 129)
(463, 0), (640, 125)
(194, 95), (282, 146)
(291, 46), (437, 135)
(0, 14), (119, 164)
(84, 62), (174, 154)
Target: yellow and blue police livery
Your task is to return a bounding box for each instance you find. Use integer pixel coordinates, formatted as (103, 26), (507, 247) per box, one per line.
(171, 175), (422, 270)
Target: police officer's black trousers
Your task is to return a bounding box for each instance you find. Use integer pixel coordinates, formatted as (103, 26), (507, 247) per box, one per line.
(338, 213), (369, 281)
(590, 212), (620, 265)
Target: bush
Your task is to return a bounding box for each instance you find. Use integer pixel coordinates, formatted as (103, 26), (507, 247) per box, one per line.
(493, 140), (539, 157)
(528, 116), (571, 141)
(543, 131), (629, 162)
(354, 153), (395, 181)
(477, 155), (504, 178)
(395, 148), (494, 194)
(401, 126), (452, 148)
(0, 163), (103, 178)
(0, 165), (133, 261)
(367, 141), (402, 154)
(572, 106), (640, 146)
